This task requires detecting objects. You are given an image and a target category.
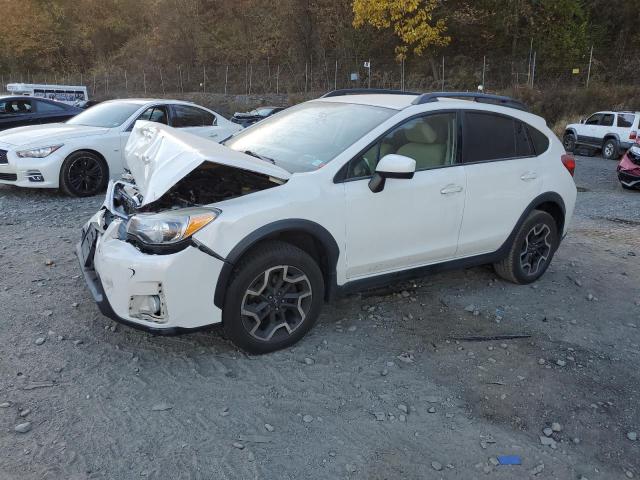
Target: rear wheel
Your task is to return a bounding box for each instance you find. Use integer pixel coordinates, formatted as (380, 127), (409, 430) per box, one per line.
(494, 210), (559, 284)
(222, 241), (324, 354)
(59, 151), (108, 197)
(602, 138), (619, 160)
(562, 132), (576, 152)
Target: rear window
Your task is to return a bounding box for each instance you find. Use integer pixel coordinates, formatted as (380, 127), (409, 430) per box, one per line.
(617, 113), (635, 128)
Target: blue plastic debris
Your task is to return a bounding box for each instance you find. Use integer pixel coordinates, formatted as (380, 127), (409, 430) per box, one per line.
(497, 455), (522, 465)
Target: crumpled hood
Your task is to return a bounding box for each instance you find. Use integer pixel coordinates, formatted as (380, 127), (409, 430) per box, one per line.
(0, 123), (109, 147)
(125, 121), (291, 206)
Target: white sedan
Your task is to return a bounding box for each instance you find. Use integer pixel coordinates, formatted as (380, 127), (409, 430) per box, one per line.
(0, 99), (242, 196)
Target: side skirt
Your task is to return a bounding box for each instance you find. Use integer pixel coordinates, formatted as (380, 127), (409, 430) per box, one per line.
(336, 249), (504, 296)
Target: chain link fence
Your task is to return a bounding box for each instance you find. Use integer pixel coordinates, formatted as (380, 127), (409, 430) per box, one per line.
(0, 51), (615, 99)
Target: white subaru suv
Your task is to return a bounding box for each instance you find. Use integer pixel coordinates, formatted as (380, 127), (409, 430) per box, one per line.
(563, 111), (639, 160)
(78, 90), (577, 353)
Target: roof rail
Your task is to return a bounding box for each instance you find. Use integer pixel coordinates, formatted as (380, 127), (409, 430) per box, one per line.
(411, 92), (528, 111)
(321, 88), (421, 98)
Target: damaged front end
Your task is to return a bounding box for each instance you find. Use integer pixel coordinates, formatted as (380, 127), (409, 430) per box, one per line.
(100, 120), (290, 254)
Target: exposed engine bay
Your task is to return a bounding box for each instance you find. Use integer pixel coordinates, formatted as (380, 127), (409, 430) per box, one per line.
(110, 162), (284, 217)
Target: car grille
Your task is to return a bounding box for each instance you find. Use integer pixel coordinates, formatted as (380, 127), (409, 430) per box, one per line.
(0, 149), (7, 164)
(0, 173), (17, 181)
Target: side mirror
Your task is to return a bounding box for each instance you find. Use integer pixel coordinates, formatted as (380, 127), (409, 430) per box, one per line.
(368, 154), (416, 193)
(580, 118), (586, 124)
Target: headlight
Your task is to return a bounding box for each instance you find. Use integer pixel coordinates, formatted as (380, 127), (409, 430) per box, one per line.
(126, 208), (220, 246)
(16, 145), (63, 158)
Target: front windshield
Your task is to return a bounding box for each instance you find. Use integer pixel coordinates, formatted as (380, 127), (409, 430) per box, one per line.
(224, 101), (396, 173)
(66, 102), (141, 128)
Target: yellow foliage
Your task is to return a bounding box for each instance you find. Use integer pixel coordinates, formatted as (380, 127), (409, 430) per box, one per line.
(352, 0), (450, 60)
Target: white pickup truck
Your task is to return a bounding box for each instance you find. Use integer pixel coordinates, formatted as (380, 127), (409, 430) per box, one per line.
(563, 111), (639, 159)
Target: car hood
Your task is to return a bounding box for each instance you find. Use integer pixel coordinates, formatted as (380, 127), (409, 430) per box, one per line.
(0, 123), (110, 147)
(125, 121), (291, 206)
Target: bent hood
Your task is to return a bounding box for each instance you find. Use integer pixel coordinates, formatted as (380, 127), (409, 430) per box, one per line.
(0, 123), (109, 147)
(125, 121), (291, 206)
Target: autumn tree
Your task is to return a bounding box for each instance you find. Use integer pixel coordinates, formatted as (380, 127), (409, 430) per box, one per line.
(352, 0), (450, 60)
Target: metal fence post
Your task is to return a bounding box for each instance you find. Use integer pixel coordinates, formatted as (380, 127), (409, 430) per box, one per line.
(586, 45), (593, 88)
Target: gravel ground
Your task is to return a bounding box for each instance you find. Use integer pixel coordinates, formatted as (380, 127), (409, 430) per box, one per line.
(1, 155), (639, 480)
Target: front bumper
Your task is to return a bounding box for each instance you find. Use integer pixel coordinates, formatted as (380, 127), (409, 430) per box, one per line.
(0, 148), (63, 188)
(618, 170), (640, 189)
(77, 212), (226, 333)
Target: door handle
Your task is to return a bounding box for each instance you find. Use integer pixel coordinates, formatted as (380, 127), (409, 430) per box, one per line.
(440, 184), (463, 195)
(520, 172), (538, 181)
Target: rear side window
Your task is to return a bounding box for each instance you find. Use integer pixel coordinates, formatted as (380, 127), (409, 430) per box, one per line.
(527, 126), (550, 155)
(463, 112), (549, 162)
(515, 121), (534, 156)
(463, 112), (516, 162)
(172, 105), (215, 127)
(617, 113), (635, 128)
(36, 100), (66, 113)
(600, 114), (614, 126)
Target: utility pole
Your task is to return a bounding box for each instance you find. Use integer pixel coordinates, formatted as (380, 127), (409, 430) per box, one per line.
(441, 56), (445, 91)
(586, 45), (593, 88)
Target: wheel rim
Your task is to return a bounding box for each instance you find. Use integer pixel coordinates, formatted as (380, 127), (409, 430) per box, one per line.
(604, 143), (614, 157)
(563, 135), (575, 150)
(241, 265), (312, 342)
(519, 224), (552, 276)
(68, 156), (103, 194)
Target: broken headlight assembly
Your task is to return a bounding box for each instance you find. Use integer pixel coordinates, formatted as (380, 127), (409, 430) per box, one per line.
(125, 208), (220, 253)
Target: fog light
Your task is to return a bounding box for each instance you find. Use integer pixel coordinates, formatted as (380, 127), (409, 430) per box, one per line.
(27, 170), (44, 182)
(129, 290), (167, 323)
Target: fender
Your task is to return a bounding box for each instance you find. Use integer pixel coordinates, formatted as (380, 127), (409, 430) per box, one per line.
(213, 219), (340, 309)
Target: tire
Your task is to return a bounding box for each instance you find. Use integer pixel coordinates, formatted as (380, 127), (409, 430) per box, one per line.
(222, 240), (325, 354)
(59, 151), (108, 197)
(562, 132), (576, 153)
(602, 138), (619, 160)
(493, 210), (559, 285)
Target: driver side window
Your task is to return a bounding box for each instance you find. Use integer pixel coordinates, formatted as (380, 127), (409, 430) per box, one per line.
(345, 112), (458, 179)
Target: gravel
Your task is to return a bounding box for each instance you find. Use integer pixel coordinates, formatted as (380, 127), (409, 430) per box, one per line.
(1, 155), (639, 479)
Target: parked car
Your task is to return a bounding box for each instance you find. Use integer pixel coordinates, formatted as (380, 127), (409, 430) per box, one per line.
(78, 90), (577, 354)
(617, 142), (640, 190)
(563, 111), (640, 160)
(231, 106), (286, 127)
(0, 99), (242, 196)
(0, 96), (82, 131)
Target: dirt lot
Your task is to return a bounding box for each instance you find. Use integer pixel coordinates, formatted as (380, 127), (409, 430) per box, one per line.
(1, 154), (639, 480)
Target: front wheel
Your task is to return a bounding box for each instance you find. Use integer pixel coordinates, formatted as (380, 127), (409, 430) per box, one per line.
(222, 241), (324, 354)
(602, 138), (619, 160)
(59, 151), (108, 197)
(494, 210), (559, 284)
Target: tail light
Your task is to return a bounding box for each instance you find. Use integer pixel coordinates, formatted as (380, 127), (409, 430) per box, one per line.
(630, 131), (637, 140)
(561, 153), (575, 177)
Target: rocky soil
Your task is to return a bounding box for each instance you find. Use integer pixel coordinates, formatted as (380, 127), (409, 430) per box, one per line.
(1, 155), (639, 480)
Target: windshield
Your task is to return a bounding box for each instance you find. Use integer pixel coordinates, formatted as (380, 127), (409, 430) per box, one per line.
(224, 101), (396, 173)
(67, 102), (141, 128)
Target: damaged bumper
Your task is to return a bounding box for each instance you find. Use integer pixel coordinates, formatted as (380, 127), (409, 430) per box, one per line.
(77, 210), (225, 333)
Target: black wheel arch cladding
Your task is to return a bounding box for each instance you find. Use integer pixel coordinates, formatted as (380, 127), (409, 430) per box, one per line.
(214, 219), (340, 309)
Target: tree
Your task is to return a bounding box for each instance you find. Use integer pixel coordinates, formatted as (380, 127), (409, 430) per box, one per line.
(352, 0), (450, 60)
